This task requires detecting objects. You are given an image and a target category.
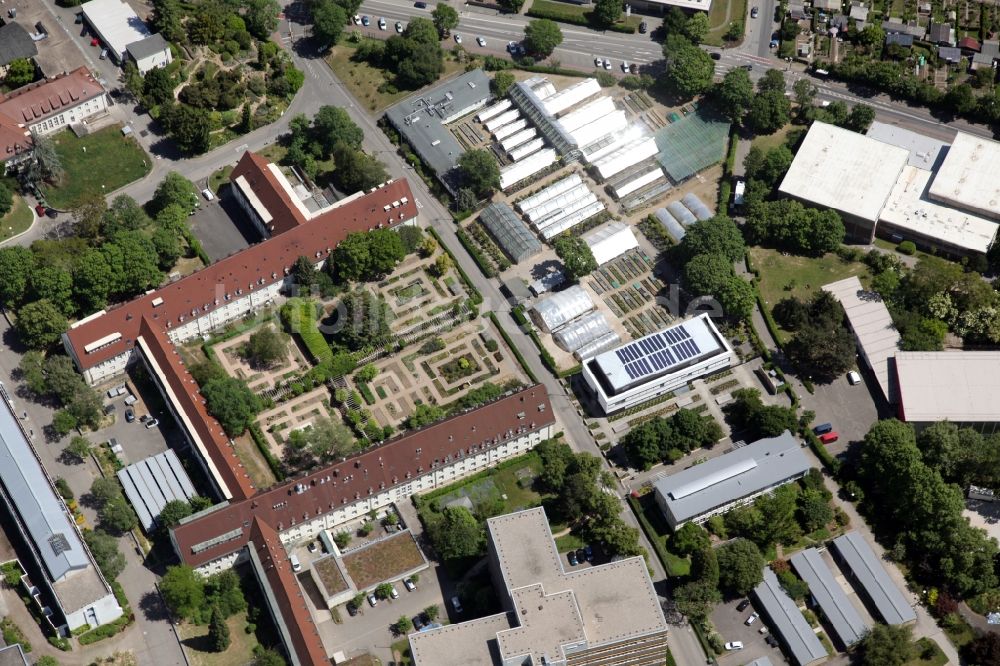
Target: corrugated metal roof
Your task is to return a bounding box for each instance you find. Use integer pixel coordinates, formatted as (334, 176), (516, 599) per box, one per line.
(790, 548), (870, 646)
(752, 568), (828, 666)
(118, 450), (197, 532)
(832, 532), (917, 626)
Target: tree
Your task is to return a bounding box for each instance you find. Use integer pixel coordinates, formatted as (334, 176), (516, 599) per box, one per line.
(103, 231), (163, 298)
(429, 252), (453, 278)
(356, 363), (379, 382)
(713, 68), (754, 123)
(792, 78), (816, 114)
(680, 215), (745, 263)
(245, 0), (281, 39)
(457, 149), (500, 198)
(797, 488), (833, 532)
(161, 565), (205, 619)
(683, 13), (710, 43)
(158, 499), (194, 530)
(758, 69), (786, 93)
(393, 615), (413, 635)
(553, 236), (598, 281)
(83, 529), (126, 581)
(964, 633), (1000, 666)
(748, 90), (791, 134)
(151, 0), (184, 41)
(428, 506), (484, 560)
(16, 299), (67, 349)
(251, 649), (287, 666)
(523, 19), (563, 57)
(205, 569), (247, 618)
(25, 133), (63, 185)
(312, 0), (347, 49)
(423, 604), (440, 621)
(162, 104), (212, 155)
(91, 477), (123, 506)
(845, 103), (877, 132)
(100, 495), (139, 533)
(65, 436), (92, 463)
(208, 605), (231, 652)
(499, 0), (525, 11)
(5, 58), (35, 88)
(674, 579), (720, 621)
(335, 290), (394, 350)
(287, 416), (356, 463)
(860, 624), (914, 666)
(331, 143), (388, 193)
(405, 403), (445, 429)
(716, 538), (765, 594)
(143, 66), (176, 106)
(492, 71), (516, 97)
(432, 3), (459, 36)
(149, 172), (197, 217)
(200, 374), (263, 437)
(0, 182), (11, 219)
(71, 193), (108, 239)
(242, 325), (288, 368)
(785, 321), (856, 381)
(385, 36), (443, 88)
(672, 522), (711, 555)
(662, 40), (713, 98)
(103, 194), (150, 235)
(0, 246), (34, 307)
(313, 106), (364, 154)
(593, 0), (622, 27)
(858, 23), (885, 51)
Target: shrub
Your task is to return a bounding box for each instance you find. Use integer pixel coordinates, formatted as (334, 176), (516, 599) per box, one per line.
(484, 339), (499, 353)
(897, 240), (916, 255)
(280, 298), (333, 364)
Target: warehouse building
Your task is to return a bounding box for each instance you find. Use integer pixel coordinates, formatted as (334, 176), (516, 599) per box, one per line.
(790, 548), (870, 648)
(928, 132), (1000, 221)
(832, 532), (917, 626)
(81, 0), (172, 69)
(478, 202), (542, 263)
(895, 351), (1000, 432)
(653, 431), (811, 529)
(384, 70), (491, 194)
(822, 276), (900, 405)
(409, 507), (669, 666)
(0, 396), (122, 633)
(582, 313), (735, 414)
(752, 568), (828, 666)
(117, 449), (198, 532)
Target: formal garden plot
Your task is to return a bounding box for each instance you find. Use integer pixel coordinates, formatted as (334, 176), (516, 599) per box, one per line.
(257, 387), (336, 462)
(213, 324), (310, 394)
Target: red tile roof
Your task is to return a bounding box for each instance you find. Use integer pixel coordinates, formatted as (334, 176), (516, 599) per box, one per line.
(959, 36), (981, 51)
(231, 151), (308, 235)
(0, 109), (31, 164)
(0, 66), (104, 125)
(248, 518), (330, 666)
(171, 386), (554, 569)
(64, 168), (417, 372)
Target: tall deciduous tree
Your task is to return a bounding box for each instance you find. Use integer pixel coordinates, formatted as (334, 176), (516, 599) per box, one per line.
(713, 68), (754, 123)
(457, 149), (500, 198)
(662, 38), (713, 98)
(553, 236), (597, 281)
(716, 538), (765, 594)
(432, 3), (459, 36)
(428, 506), (484, 560)
(83, 529), (126, 581)
(680, 216), (745, 263)
(524, 19), (563, 57)
(16, 299), (67, 349)
(592, 0), (623, 27)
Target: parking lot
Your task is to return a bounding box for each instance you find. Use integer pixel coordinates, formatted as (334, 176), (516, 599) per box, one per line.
(187, 192), (259, 261)
(798, 360), (885, 458)
(93, 372), (185, 468)
(711, 596), (788, 666)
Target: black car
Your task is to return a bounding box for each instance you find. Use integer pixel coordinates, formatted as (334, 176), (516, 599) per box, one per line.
(736, 599), (751, 612)
(125, 406), (135, 422)
(347, 603), (359, 617)
(413, 614), (426, 630)
(743, 64), (753, 71)
(765, 635), (779, 648)
(414, 1), (427, 6)
(568, 550), (579, 566)
(711, 52), (721, 60)
(639, 21), (648, 33)
(576, 548), (587, 565)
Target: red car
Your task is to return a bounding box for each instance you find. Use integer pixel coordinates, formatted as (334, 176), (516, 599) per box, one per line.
(819, 432), (839, 444)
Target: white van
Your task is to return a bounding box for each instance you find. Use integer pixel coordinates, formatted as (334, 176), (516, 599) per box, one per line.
(290, 554), (302, 572)
(201, 188), (215, 201)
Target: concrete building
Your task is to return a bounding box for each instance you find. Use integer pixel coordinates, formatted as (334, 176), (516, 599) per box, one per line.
(790, 548), (870, 648)
(832, 532), (917, 625)
(0, 394), (122, 633)
(653, 431), (811, 529)
(582, 313), (734, 414)
(384, 70), (492, 194)
(126, 33), (172, 74)
(752, 568), (828, 666)
(822, 276), (900, 404)
(0, 67), (106, 136)
(779, 121), (909, 241)
(409, 507), (669, 666)
(894, 351), (1000, 432)
(80, 0), (152, 64)
(928, 132), (1000, 221)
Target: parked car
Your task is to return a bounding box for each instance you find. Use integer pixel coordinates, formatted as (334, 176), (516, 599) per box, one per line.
(639, 21), (647, 33)
(404, 578), (416, 591)
(568, 550), (579, 566)
(745, 613), (758, 626)
(396, 21), (404, 33)
(766, 635), (779, 648)
(75, 12), (83, 23)
(629, 63), (639, 73)
(621, 60), (630, 72)
(378, 17), (386, 29)
(361, 15), (370, 25)
(308, 541), (318, 553)
(743, 64), (753, 71)
(390, 585), (399, 599)
(451, 596), (463, 613)
(594, 56), (603, 67)
(476, 36), (486, 46)
(602, 58), (612, 70)
(353, 14), (361, 24)
(454, 33), (462, 43)
(368, 594), (378, 607)
(819, 431), (839, 444)
(99, 48), (108, 60)
(759, 625), (769, 635)
(145, 418), (160, 429)
(583, 544), (593, 561)
(576, 548), (587, 565)
(711, 51), (721, 60)
(813, 422), (833, 435)
(140, 414), (150, 423)
(847, 370), (862, 385)
(413, 614), (425, 630)
(415, 1), (428, 7)
(726, 642), (744, 651)
(125, 406), (135, 423)
(347, 603), (359, 616)
(736, 599), (751, 612)
(751, 5), (759, 17)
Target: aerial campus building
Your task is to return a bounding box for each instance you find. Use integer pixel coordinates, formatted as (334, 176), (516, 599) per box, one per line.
(408, 507), (669, 666)
(752, 568), (828, 666)
(652, 431), (811, 529)
(779, 121), (1000, 256)
(582, 313), (735, 414)
(0, 394), (122, 633)
(832, 532), (917, 626)
(894, 351), (1000, 432)
(790, 548), (870, 648)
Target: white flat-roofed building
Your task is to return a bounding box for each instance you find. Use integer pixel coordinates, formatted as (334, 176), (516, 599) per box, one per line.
(779, 121), (909, 241)
(409, 507), (669, 666)
(582, 313), (734, 414)
(878, 165), (998, 256)
(928, 132), (1000, 221)
(822, 276), (900, 404)
(81, 0), (152, 63)
(653, 431), (811, 528)
(895, 351), (1000, 432)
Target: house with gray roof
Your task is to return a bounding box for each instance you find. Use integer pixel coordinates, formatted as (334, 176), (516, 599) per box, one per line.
(653, 431), (811, 529)
(753, 568), (828, 666)
(0, 23), (37, 73)
(832, 531), (917, 625)
(929, 21), (956, 46)
(791, 548), (870, 648)
(885, 32), (915, 47)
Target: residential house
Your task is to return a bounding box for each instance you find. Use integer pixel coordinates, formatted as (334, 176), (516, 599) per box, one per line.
(0, 23), (37, 77)
(0, 67), (106, 136)
(929, 21), (956, 46)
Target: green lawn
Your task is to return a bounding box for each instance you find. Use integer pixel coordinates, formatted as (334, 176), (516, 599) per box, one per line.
(0, 195), (33, 241)
(554, 532), (585, 553)
(43, 125), (151, 210)
(705, 0), (748, 46)
(178, 614), (259, 666)
(750, 124), (806, 154)
(424, 452), (545, 517)
(904, 638), (948, 666)
(208, 165), (234, 194)
(391, 638), (413, 665)
(751, 246), (869, 341)
(627, 493), (691, 577)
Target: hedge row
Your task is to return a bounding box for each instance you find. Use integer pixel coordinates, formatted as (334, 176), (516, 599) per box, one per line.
(357, 381), (376, 405)
(488, 313), (538, 383)
(250, 423), (286, 482)
(427, 228), (483, 305)
(525, 4), (636, 33)
(280, 298), (333, 364)
(456, 228), (497, 278)
(802, 429), (842, 475)
(78, 612), (132, 646)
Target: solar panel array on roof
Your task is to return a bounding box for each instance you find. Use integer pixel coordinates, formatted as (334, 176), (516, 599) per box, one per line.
(614, 324), (703, 382)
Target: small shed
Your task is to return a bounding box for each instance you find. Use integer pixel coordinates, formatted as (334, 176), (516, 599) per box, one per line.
(939, 46), (962, 63)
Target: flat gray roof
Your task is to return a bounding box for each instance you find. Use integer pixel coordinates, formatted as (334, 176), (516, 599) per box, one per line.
(117, 449), (197, 532)
(385, 70), (490, 183)
(653, 431), (811, 525)
(928, 132), (1000, 220)
(0, 23), (37, 67)
(822, 276), (899, 403)
(832, 532), (916, 625)
(866, 121), (949, 171)
(790, 548), (869, 647)
(752, 568), (828, 666)
(896, 351), (1000, 423)
(410, 613), (510, 666)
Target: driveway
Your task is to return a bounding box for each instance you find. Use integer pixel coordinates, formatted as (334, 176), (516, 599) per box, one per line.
(187, 192), (258, 262)
(797, 362), (885, 459)
(712, 597), (788, 666)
